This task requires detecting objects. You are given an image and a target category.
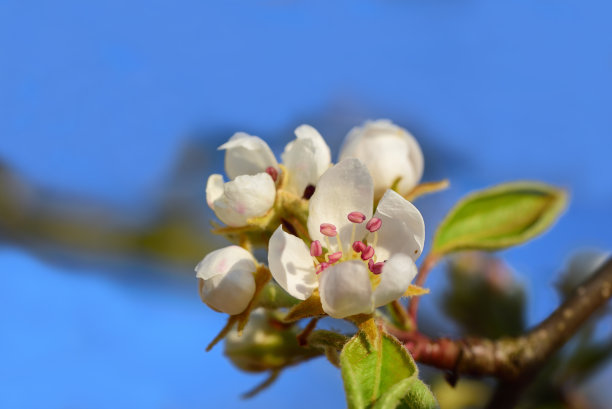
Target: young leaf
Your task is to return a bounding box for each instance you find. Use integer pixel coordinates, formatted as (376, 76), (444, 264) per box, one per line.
(340, 331), (438, 409)
(373, 378), (438, 409)
(432, 182), (567, 256)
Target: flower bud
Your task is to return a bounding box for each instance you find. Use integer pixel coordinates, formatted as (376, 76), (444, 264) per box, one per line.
(224, 309), (317, 372)
(339, 119), (424, 198)
(196, 246), (257, 315)
(206, 173), (276, 227)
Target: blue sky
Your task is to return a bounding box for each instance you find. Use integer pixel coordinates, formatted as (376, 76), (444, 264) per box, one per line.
(1, 1), (611, 408)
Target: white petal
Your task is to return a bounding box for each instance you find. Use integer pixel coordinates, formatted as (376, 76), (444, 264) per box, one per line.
(307, 159), (373, 252)
(319, 260), (374, 318)
(219, 132), (279, 179)
(372, 253), (417, 308)
(281, 124), (331, 196)
(195, 246), (257, 315)
(267, 225), (317, 300)
(195, 245), (257, 280)
(206, 174), (224, 208)
(339, 120), (423, 197)
(199, 269), (256, 315)
(212, 173), (276, 227)
(373, 190), (425, 262)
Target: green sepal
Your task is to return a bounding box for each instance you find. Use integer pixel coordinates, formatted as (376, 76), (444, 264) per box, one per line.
(283, 290), (326, 322)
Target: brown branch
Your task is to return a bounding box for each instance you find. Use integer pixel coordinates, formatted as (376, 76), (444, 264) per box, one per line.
(391, 258), (612, 381)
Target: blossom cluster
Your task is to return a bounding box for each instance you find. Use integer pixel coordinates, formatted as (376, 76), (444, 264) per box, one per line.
(196, 120), (426, 319)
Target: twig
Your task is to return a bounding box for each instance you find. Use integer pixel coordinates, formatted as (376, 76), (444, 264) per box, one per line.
(408, 253), (439, 326)
(391, 258), (612, 381)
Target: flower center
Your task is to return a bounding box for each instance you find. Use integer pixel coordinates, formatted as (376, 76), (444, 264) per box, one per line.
(265, 166), (278, 182)
(312, 212), (385, 275)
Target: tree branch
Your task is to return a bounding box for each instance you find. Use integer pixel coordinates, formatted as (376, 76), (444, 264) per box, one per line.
(390, 258), (612, 381)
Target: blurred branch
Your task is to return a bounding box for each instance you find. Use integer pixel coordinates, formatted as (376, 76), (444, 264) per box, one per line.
(389, 258), (612, 381)
(0, 158), (215, 271)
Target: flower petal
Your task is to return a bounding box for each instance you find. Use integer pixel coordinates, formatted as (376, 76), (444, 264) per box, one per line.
(339, 120), (424, 197)
(373, 189), (425, 262)
(199, 269), (256, 315)
(307, 159), (373, 251)
(372, 253), (417, 308)
(206, 174), (225, 208)
(195, 246), (257, 315)
(219, 132), (279, 180)
(268, 225), (318, 300)
(212, 173), (276, 227)
(281, 124), (332, 197)
(195, 245), (257, 280)
(319, 260), (374, 318)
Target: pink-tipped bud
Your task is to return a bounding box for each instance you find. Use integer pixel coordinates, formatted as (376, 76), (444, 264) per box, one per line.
(347, 211), (366, 223)
(361, 245), (375, 261)
(328, 251), (342, 263)
(370, 261), (385, 275)
(316, 262), (330, 275)
(352, 241), (366, 253)
(265, 166), (278, 182)
(320, 223), (337, 237)
(366, 217), (382, 232)
(368, 258), (374, 270)
(310, 240), (322, 257)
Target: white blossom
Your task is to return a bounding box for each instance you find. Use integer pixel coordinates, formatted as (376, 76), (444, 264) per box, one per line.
(339, 119), (424, 198)
(268, 159), (425, 318)
(206, 126), (331, 227)
(196, 245), (257, 315)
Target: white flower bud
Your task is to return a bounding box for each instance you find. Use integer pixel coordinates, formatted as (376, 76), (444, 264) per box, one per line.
(206, 173), (276, 227)
(196, 246), (257, 315)
(339, 120), (424, 198)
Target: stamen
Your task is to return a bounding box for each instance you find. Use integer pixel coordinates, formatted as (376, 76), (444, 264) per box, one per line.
(366, 217), (382, 233)
(302, 184), (315, 200)
(347, 211), (366, 223)
(320, 223), (337, 237)
(352, 241), (366, 253)
(335, 234), (343, 256)
(316, 262), (330, 275)
(310, 240), (322, 257)
(324, 236), (332, 253)
(265, 166), (278, 182)
(361, 245), (375, 261)
(371, 231), (379, 249)
(327, 252), (342, 263)
(370, 261), (385, 275)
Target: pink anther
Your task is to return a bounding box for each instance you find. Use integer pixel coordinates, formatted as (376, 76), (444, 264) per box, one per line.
(370, 261), (385, 275)
(360, 245), (375, 261)
(366, 217), (382, 232)
(310, 240), (322, 257)
(316, 262), (330, 275)
(320, 223), (337, 237)
(347, 211), (366, 223)
(328, 251), (342, 263)
(265, 166), (278, 182)
(352, 240), (366, 253)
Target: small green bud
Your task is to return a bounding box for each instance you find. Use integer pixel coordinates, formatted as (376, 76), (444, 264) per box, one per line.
(224, 309), (320, 372)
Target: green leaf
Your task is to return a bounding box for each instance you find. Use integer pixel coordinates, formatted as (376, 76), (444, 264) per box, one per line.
(432, 181), (567, 256)
(374, 378), (438, 409)
(340, 331), (438, 409)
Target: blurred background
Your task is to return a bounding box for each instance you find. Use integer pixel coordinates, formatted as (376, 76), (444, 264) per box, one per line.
(1, 1), (611, 408)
